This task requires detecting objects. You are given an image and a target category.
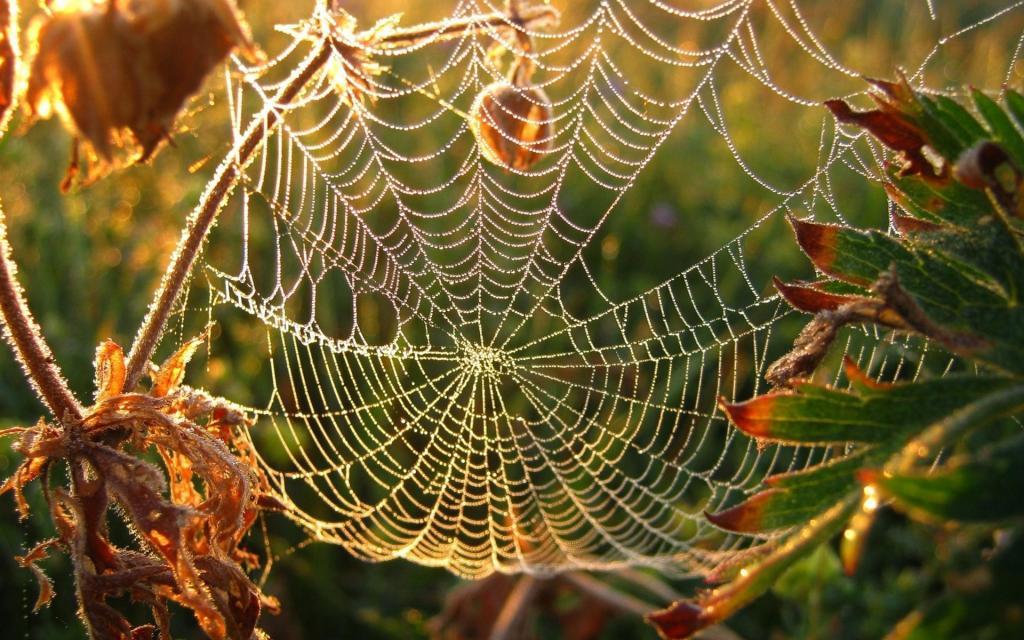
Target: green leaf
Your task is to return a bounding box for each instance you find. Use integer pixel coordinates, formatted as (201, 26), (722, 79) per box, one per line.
(708, 449), (877, 532)
(887, 169), (992, 225)
(874, 435), (1024, 522)
(722, 376), (1012, 445)
(934, 94), (988, 143)
(1005, 89), (1024, 130)
(915, 94), (971, 158)
(972, 89), (1024, 169)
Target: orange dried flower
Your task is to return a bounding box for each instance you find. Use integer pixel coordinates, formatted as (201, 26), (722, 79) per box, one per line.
(23, 0), (258, 188)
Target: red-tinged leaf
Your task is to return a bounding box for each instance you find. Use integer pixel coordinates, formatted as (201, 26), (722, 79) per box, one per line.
(891, 212), (942, 235)
(788, 216), (852, 283)
(866, 75), (916, 109)
(773, 277), (862, 313)
(842, 356), (893, 393)
(647, 601), (706, 640)
(94, 340), (127, 402)
(720, 394), (781, 440)
(152, 333), (206, 397)
(826, 99), (936, 177)
(650, 497), (859, 639)
(726, 377), (1011, 445)
(705, 490), (781, 533)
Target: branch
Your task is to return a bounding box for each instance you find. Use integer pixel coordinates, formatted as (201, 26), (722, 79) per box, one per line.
(0, 208), (83, 421)
(124, 2), (560, 390)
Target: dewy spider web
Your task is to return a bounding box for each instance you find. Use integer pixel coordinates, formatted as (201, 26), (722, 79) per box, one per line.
(174, 0), (1023, 578)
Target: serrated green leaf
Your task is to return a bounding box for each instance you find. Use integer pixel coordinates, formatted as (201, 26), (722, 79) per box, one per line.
(934, 94), (988, 143)
(723, 376), (1012, 445)
(877, 434), (1024, 522)
(888, 169), (992, 225)
(792, 217), (1024, 374)
(709, 449), (878, 532)
(972, 89), (1024, 169)
(915, 94), (971, 158)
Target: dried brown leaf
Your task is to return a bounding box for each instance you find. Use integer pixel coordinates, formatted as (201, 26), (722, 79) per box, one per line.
(151, 332), (205, 397)
(0, 0), (17, 132)
(95, 339), (127, 401)
(15, 538), (58, 611)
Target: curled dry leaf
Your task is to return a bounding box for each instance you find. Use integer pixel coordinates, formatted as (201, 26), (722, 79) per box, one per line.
(16, 538), (59, 611)
(825, 75), (942, 181)
(23, 0), (258, 189)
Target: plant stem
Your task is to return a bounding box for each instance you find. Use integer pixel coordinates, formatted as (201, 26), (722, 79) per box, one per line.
(123, 38), (332, 390)
(563, 572), (656, 617)
(124, 3), (560, 390)
(489, 575), (539, 640)
(889, 383), (1024, 473)
(0, 208), (83, 422)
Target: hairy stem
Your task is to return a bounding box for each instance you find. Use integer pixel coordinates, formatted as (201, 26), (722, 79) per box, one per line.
(123, 37), (332, 390)
(125, 3), (560, 390)
(0, 208), (83, 421)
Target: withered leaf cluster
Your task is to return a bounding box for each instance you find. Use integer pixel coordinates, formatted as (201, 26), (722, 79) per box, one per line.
(23, 0), (257, 188)
(1, 337), (280, 640)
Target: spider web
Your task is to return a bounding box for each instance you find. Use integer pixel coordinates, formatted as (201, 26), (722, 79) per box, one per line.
(175, 0), (1024, 578)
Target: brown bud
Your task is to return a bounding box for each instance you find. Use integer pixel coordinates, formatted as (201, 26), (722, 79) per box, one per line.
(470, 81), (554, 170)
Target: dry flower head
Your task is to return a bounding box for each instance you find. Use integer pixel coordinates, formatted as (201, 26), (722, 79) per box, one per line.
(23, 0), (258, 189)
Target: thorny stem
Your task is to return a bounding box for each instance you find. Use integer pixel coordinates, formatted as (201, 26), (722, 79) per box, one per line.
(0, 208), (83, 422)
(124, 2), (560, 390)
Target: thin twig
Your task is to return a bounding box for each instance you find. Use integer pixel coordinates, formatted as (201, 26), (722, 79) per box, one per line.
(0, 208), (82, 422)
(124, 3), (560, 390)
(563, 572), (657, 618)
(376, 4), (558, 49)
(490, 575), (539, 640)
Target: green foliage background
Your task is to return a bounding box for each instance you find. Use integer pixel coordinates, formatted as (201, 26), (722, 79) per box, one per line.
(1, 1), (1021, 638)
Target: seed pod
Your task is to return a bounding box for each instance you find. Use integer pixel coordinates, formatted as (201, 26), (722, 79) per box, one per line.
(470, 80), (554, 170)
